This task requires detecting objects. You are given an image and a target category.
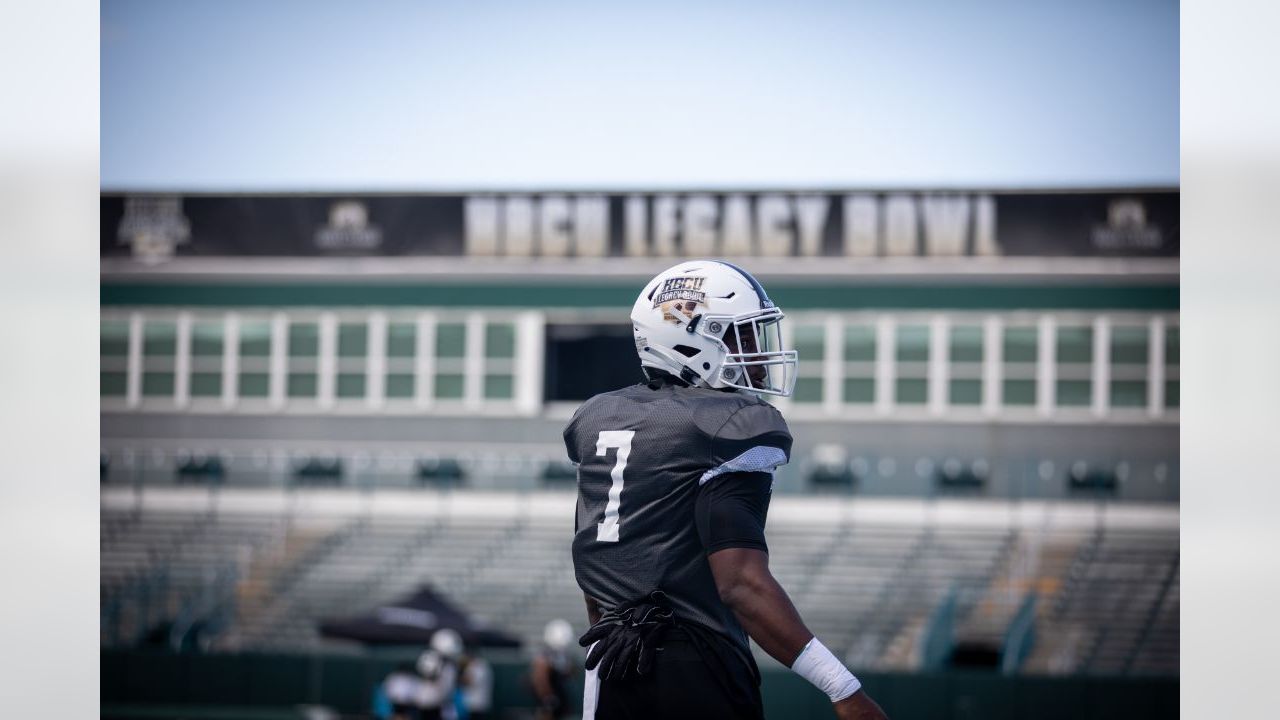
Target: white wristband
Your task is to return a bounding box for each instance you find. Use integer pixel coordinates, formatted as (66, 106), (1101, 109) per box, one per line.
(790, 637), (861, 702)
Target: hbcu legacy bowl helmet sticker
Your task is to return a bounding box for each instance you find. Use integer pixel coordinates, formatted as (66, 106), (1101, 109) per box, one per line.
(654, 276), (707, 323)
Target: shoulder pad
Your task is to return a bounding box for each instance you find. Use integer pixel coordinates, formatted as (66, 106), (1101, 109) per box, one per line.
(702, 399), (792, 483)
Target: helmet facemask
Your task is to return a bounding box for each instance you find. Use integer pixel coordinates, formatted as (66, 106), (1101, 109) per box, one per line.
(701, 308), (798, 397)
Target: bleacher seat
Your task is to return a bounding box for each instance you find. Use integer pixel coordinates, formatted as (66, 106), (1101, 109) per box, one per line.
(101, 495), (1177, 676)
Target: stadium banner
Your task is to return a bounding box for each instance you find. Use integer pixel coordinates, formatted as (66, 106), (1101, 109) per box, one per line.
(101, 190), (1178, 263)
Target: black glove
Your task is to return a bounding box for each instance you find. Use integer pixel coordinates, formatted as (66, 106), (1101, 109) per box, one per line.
(579, 590), (675, 680)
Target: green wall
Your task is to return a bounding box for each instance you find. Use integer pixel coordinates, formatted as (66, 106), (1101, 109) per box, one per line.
(101, 281), (1178, 310)
(101, 649), (1177, 720)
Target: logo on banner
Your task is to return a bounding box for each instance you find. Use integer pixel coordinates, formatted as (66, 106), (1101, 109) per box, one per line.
(1092, 198), (1163, 250)
(315, 200), (383, 250)
(117, 196), (191, 264)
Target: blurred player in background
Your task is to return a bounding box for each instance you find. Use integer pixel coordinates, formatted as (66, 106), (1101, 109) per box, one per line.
(457, 645), (493, 720)
(381, 645), (456, 720)
(428, 629), (465, 720)
(380, 658), (423, 720)
(415, 647), (456, 720)
(529, 618), (575, 720)
(566, 261), (888, 720)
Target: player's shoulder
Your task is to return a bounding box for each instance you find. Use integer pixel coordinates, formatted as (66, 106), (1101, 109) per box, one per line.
(570, 383), (646, 417)
(564, 383), (647, 437)
(679, 388), (789, 440)
(567, 383), (788, 441)
(687, 391), (792, 471)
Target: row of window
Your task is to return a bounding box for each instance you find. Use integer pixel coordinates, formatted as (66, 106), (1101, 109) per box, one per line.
(787, 315), (1178, 415)
(102, 309), (1178, 420)
(101, 312), (527, 410)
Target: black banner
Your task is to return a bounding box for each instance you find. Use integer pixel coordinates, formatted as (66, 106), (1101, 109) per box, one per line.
(101, 190), (1178, 262)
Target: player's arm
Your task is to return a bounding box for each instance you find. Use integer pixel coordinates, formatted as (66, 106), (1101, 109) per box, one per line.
(709, 549), (888, 719)
(584, 593), (601, 625)
(707, 548), (811, 663)
(698, 473), (889, 720)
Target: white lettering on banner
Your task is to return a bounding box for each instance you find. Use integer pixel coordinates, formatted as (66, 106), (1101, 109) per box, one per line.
(922, 195), (971, 256)
(756, 194), (792, 257)
(843, 194), (879, 256)
(795, 195), (829, 257)
(884, 194), (918, 256)
(625, 195), (648, 257)
(682, 195), (718, 256)
(721, 194), (754, 256)
(465, 195), (612, 257)
(538, 195), (572, 257)
(464, 197), (499, 256)
(463, 193), (1003, 258)
(653, 195), (680, 258)
(974, 195), (998, 256)
(574, 196), (609, 257)
(504, 196), (535, 257)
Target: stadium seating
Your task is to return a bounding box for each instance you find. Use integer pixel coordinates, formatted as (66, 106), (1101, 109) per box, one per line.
(100, 488), (1177, 676)
(99, 442), (1181, 502)
(1021, 528), (1180, 675)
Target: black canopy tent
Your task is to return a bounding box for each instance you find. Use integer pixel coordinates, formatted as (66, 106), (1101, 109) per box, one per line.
(318, 585), (522, 648)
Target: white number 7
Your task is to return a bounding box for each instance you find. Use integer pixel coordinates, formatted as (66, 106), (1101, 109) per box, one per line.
(595, 430), (635, 542)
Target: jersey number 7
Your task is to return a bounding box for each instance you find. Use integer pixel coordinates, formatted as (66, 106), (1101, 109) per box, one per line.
(594, 430), (634, 543)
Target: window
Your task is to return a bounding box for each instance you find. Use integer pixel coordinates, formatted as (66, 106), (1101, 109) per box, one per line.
(791, 323), (824, 404)
(336, 321), (368, 400)
(1109, 325), (1148, 408)
(894, 324), (929, 406)
(1165, 325), (1179, 410)
(385, 321), (417, 400)
(543, 323), (634, 402)
(948, 324), (983, 406)
(190, 319), (224, 398)
(239, 319), (272, 399)
(435, 323), (466, 400)
(141, 319), (176, 398)
(484, 322), (516, 401)
(1055, 325), (1092, 407)
(1002, 326), (1037, 407)
(842, 323), (876, 406)
(285, 320), (318, 399)
(101, 318), (129, 397)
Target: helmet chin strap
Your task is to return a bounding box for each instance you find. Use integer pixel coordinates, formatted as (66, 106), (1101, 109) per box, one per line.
(642, 346), (714, 390)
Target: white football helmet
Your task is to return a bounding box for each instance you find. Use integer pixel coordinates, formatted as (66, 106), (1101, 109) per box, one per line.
(429, 628), (463, 660)
(631, 260), (798, 396)
(416, 649), (445, 678)
(543, 618), (573, 651)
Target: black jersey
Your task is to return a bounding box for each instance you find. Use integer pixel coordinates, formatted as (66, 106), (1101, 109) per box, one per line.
(566, 378), (792, 656)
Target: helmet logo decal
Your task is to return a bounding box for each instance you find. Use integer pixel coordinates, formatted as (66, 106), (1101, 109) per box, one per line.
(654, 275), (707, 323)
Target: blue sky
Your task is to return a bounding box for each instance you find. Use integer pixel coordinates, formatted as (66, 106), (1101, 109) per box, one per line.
(101, 0), (1178, 190)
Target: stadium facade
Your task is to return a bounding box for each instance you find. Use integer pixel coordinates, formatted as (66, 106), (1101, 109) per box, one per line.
(101, 188), (1180, 717)
(101, 188), (1178, 501)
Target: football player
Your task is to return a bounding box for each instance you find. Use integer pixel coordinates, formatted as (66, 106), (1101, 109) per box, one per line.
(566, 261), (888, 719)
(529, 619), (575, 720)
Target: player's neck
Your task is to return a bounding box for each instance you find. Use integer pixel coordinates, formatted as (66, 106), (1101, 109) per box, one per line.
(642, 368), (689, 389)
(642, 368), (742, 394)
